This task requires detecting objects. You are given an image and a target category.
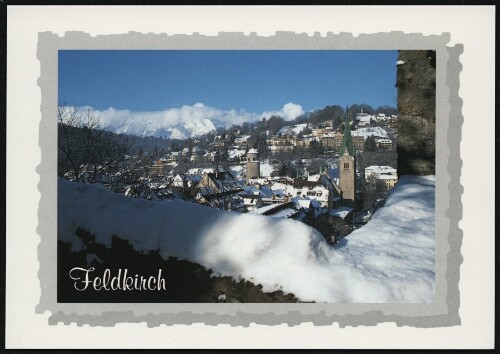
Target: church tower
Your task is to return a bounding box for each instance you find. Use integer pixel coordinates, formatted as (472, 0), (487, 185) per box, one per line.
(246, 148), (260, 182)
(338, 118), (356, 207)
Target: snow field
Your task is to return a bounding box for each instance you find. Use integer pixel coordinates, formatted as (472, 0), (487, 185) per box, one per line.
(58, 175), (435, 302)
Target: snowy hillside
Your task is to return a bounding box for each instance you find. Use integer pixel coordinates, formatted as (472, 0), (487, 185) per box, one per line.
(58, 175), (435, 303)
(277, 123), (308, 136)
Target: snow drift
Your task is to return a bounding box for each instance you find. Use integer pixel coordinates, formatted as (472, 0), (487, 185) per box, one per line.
(58, 176), (435, 303)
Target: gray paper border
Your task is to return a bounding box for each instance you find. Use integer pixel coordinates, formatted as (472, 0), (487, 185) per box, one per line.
(36, 31), (463, 327)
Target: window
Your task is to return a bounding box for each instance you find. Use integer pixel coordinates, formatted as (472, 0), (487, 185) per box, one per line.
(344, 162), (349, 169)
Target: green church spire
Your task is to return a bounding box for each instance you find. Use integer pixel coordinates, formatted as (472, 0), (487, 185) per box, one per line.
(339, 117), (355, 156)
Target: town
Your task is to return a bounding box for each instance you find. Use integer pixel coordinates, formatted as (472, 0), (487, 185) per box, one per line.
(59, 104), (399, 245)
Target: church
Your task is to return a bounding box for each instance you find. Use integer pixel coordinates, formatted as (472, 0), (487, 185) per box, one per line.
(338, 119), (356, 207)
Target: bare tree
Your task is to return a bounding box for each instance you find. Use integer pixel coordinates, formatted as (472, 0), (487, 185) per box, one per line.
(58, 103), (129, 184)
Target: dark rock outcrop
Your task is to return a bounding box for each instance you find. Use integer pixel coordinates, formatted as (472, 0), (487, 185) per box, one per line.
(396, 50), (436, 176)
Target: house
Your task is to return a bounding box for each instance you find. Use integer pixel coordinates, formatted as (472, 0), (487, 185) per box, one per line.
(378, 174), (398, 190)
(240, 193), (263, 212)
(250, 202), (299, 220)
(266, 135), (293, 152)
(364, 165), (398, 190)
(228, 148), (246, 163)
(172, 173), (202, 188)
(376, 138), (393, 149)
(211, 135), (227, 149)
(292, 174), (341, 211)
(149, 159), (168, 177)
(203, 151), (216, 162)
(292, 196), (325, 225)
(234, 135), (251, 148)
(355, 114), (372, 127)
(195, 170), (244, 209)
(261, 193), (292, 206)
(364, 165), (397, 180)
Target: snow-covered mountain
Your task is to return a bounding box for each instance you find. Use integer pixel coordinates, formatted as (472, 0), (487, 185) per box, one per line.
(70, 102), (305, 140)
(113, 116), (217, 140)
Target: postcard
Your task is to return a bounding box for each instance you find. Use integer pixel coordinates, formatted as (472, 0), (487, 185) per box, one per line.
(5, 5), (495, 349)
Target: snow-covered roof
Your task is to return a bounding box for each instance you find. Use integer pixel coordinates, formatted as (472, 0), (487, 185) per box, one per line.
(247, 148), (258, 154)
(352, 127), (389, 139)
(356, 115), (373, 122)
(365, 165), (397, 174)
(228, 149), (246, 159)
(307, 174), (321, 182)
(378, 174), (398, 180)
(330, 206), (353, 219)
(376, 138), (392, 143)
(187, 168), (202, 175)
(234, 135), (251, 143)
(250, 202), (297, 219)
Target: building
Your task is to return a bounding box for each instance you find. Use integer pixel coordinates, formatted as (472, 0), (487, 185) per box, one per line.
(246, 148), (260, 182)
(148, 159), (168, 177)
(364, 165), (397, 180)
(338, 119), (356, 207)
(364, 165), (398, 190)
(211, 135), (227, 149)
(352, 136), (365, 150)
(287, 173), (341, 211)
(266, 135), (294, 152)
(376, 138), (393, 149)
(355, 112), (372, 127)
(378, 174), (398, 190)
(240, 193), (263, 212)
(195, 170), (243, 209)
(203, 152), (216, 162)
(250, 201), (299, 220)
(172, 173), (202, 188)
(234, 135), (251, 148)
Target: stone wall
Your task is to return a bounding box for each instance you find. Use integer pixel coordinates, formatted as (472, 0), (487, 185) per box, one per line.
(396, 50), (436, 176)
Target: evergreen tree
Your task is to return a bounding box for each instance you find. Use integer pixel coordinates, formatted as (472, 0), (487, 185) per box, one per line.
(364, 136), (378, 151)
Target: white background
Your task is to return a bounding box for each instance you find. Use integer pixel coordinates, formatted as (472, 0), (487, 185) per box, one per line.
(6, 5), (495, 349)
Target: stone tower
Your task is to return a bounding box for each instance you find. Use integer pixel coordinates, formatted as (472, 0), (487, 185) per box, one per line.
(396, 50), (436, 176)
(338, 119), (356, 207)
(246, 148), (260, 182)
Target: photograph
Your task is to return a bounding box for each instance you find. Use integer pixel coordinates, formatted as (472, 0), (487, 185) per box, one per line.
(5, 3), (495, 350)
(56, 49), (436, 303)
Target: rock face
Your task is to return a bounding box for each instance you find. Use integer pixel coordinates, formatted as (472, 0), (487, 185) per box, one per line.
(396, 50), (436, 176)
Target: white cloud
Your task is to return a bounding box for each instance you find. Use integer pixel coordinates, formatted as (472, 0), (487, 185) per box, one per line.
(65, 102), (304, 139)
(261, 102), (305, 121)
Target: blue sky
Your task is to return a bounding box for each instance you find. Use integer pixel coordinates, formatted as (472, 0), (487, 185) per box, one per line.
(58, 50), (398, 115)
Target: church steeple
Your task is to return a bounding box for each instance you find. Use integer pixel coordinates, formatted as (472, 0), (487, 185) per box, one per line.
(338, 106), (356, 208)
(339, 116), (355, 156)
